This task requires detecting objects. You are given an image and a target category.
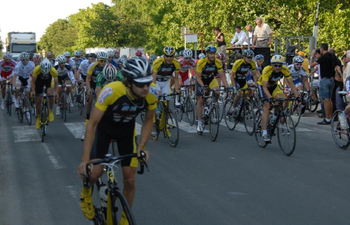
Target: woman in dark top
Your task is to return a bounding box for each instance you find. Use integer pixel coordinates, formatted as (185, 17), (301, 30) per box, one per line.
(214, 27), (227, 59)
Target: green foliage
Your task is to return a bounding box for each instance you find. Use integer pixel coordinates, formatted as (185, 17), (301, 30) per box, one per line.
(38, 0), (350, 57)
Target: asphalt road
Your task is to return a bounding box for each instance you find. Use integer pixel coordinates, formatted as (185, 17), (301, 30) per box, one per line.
(0, 104), (349, 225)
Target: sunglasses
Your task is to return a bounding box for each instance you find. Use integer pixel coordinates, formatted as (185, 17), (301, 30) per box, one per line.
(273, 64), (282, 68)
(165, 55), (174, 58)
(294, 63), (302, 66)
(133, 81), (152, 88)
(22, 59), (29, 62)
(98, 59), (107, 62)
(65, 56), (71, 58)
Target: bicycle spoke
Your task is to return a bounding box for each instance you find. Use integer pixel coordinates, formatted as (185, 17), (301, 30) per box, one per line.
(277, 114), (296, 156)
(165, 109), (179, 147)
(209, 105), (220, 141)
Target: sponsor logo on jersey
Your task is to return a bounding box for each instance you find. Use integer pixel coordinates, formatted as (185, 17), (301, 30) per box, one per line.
(98, 87), (113, 104)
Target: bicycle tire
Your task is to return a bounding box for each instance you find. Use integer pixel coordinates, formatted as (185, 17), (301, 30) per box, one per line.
(209, 104), (220, 141)
(112, 190), (137, 225)
(184, 96), (195, 126)
(62, 93), (67, 122)
(277, 113), (296, 156)
(218, 95), (225, 123)
(6, 92), (12, 116)
(243, 101), (255, 135)
(17, 99), (24, 123)
(331, 110), (350, 150)
(165, 108), (179, 147)
(41, 104), (49, 142)
(174, 103), (183, 122)
(224, 98), (235, 130)
(310, 88), (319, 112)
(254, 110), (268, 148)
(289, 101), (302, 128)
(23, 97), (32, 126)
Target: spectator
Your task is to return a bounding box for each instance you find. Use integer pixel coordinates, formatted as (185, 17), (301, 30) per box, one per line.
(252, 17), (273, 48)
(310, 43), (338, 125)
(329, 48), (344, 111)
(246, 25), (254, 45)
(230, 25), (248, 47)
(214, 27), (227, 58)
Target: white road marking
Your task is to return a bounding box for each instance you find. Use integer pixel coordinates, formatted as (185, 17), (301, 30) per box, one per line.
(42, 143), (66, 169)
(64, 122), (85, 139)
(66, 185), (81, 206)
(177, 121), (208, 133)
(13, 126), (41, 142)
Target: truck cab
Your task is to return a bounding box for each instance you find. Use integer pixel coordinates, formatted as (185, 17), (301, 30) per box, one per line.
(6, 32), (36, 61)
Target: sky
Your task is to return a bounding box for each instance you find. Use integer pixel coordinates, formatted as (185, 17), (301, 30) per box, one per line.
(0, 0), (112, 45)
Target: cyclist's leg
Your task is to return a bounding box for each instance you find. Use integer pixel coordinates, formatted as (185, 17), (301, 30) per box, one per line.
(209, 78), (220, 101)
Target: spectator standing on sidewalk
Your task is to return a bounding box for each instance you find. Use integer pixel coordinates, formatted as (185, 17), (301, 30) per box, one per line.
(214, 27), (227, 58)
(252, 17), (273, 48)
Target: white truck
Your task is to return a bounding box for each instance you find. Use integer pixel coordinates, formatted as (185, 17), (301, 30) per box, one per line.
(5, 32), (36, 61)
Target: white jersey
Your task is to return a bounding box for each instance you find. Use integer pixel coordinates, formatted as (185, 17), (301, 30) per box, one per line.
(78, 59), (91, 76)
(68, 58), (76, 70)
(71, 57), (84, 69)
(13, 61), (35, 79)
(288, 64), (308, 81)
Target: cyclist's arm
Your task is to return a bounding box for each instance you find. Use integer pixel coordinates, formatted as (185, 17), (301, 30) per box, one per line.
(86, 73), (91, 93)
(138, 108), (155, 154)
(12, 73), (17, 87)
(54, 78), (58, 94)
(229, 71), (236, 88)
(76, 67), (82, 81)
(174, 71), (179, 92)
(195, 71), (204, 87)
(152, 71), (157, 84)
(31, 76), (37, 95)
(303, 77), (310, 91)
(262, 81), (272, 99)
(96, 87), (102, 97)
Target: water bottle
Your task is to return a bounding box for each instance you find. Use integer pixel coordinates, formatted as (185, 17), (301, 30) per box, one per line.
(99, 184), (108, 208)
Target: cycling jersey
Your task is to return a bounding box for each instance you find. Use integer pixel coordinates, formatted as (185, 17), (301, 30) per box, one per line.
(255, 62), (264, 74)
(288, 64), (308, 82)
(178, 57), (196, 83)
(87, 62), (104, 89)
(257, 65), (291, 88)
(71, 57), (84, 69)
(67, 58), (76, 70)
(196, 58), (223, 85)
(32, 65), (58, 94)
(152, 57), (180, 81)
(13, 61), (35, 79)
(0, 59), (17, 80)
(232, 59), (256, 88)
(78, 60), (91, 76)
(54, 63), (75, 84)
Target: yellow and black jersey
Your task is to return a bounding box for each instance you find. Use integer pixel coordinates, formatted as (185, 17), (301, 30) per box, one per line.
(87, 61), (104, 83)
(232, 59), (256, 87)
(95, 81), (157, 128)
(196, 58), (223, 84)
(257, 65), (291, 88)
(152, 57), (180, 81)
(32, 65), (58, 80)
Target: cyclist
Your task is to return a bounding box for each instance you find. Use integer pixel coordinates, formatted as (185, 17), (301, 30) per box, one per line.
(63, 51), (77, 75)
(76, 53), (96, 83)
(12, 52), (35, 110)
(148, 54), (157, 65)
(71, 50), (84, 69)
(229, 49), (257, 116)
(257, 55), (299, 142)
(106, 49), (118, 67)
(85, 52), (108, 124)
(0, 52), (17, 109)
(254, 54), (265, 79)
(46, 51), (55, 65)
(31, 58), (58, 129)
(54, 55), (76, 115)
(286, 55), (310, 93)
(32, 53), (42, 66)
(95, 64), (120, 96)
(152, 46), (180, 100)
(196, 45), (229, 133)
(112, 49), (120, 65)
(77, 58), (156, 222)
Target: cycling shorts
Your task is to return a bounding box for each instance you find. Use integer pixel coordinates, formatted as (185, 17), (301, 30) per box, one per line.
(258, 85), (284, 103)
(195, 78), (219, 96)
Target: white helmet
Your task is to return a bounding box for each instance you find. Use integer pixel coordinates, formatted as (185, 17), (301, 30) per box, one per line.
(122, 58), (153, 83)
(63, 51), (71, 57)
(74, 50), (82, 57)
(96, 51), (108, 60)
(293, 55), (304, 63)
(198, 53), (206, 59)
(40, 58), (52, 75)
(103, 64), (117, 82)
(107, 50), (115, 58)
(3, 52), (12, 60)
(57, 55), (66, 64)
(19, 52), (30, 61)
(183, 49), (193, 58)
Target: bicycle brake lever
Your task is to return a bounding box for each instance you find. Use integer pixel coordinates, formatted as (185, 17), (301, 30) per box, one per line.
(137, 151), (150, 174)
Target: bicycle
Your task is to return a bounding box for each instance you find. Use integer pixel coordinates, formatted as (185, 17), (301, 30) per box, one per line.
(84, 151), (148, 225)
(288, 90), (308, 127)
(331, 91), (350, 150)
(152, 93), (179, 147)
(38, 86), (52, 142)
(224, 87), (256, 135)
(76, 81), (87, 116)
(173, 85), (195, 126)
(15, 86), (32, 126)
(3, 80), (13, 116)
(218, 86), (229, 123)
(58, 84), (72, 122)
(307, 75), (320, 113)
(254, 98), (297, 156)
(199, 87), (220, 141)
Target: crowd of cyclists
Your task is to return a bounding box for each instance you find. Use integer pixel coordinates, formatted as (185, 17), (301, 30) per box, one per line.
(1, 43), (346, 224)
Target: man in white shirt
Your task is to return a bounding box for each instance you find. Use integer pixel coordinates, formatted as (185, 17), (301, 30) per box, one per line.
(252, 17), (273, 48)
(246, 25), (254, 45)
(230, 25), (248, 47)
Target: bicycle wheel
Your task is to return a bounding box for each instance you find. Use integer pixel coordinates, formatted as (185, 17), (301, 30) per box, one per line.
(41, 105), (49, 142)
(165, 108), (179, 147)
(92, 181), (107, 225)
(23, 97), (32, 126)
(218, 95), (225, 123)
(184, 96), (195, 126)
(61, 93), (67, 122)
(289, 100), (302, 127)
(17, 99), (24, 123)
(6, 93), (12, 116)
(112, 190), (137, 225)
(224, 98), (236, 130)
(254, 110), (268, 148)
(209, 104), (220, 141)
(243, 101), (255, 135)
(250, 95), (261, 111)
(277, 113), (296, 156)
(174, 102), (183, 122)
(331, 110), (350, 150)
